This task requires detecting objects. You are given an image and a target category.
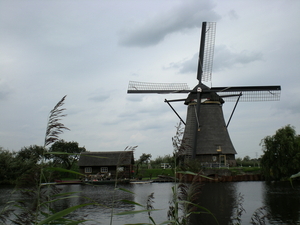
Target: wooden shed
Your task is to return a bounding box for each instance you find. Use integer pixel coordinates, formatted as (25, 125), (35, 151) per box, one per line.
(78, 151), (134, 179)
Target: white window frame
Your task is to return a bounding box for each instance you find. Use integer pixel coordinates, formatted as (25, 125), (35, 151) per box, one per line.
(85, 167), (92, 173)
(101, 167), (108, 173)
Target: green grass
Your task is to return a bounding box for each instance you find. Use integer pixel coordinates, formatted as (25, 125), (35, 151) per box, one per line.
(138, 167), (261, 178)
(59, 177), (80, 181)
(137, 168), (174, 179)
(229, 167), (261, 175)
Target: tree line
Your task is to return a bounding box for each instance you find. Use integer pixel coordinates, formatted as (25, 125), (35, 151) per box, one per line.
(260, 124), (300, 181)
(1, 124), (299, 185)
(137, 124), (300, 181)
(235, 156), (261, 167)
(0, 140), (86, 185)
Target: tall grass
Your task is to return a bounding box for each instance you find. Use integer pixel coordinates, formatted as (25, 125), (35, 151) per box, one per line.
(0, 96), (95, 224)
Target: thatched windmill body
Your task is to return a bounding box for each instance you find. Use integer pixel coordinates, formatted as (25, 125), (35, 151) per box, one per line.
(128, 22), (281, 166)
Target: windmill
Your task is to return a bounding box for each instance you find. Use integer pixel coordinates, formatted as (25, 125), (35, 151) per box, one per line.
(127, 22), (281, 166)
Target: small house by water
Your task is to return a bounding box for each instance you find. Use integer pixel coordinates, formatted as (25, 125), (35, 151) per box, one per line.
(78, 151), (134, 179)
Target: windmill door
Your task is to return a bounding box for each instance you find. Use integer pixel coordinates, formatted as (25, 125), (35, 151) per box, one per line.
(219, 155), (226, 165)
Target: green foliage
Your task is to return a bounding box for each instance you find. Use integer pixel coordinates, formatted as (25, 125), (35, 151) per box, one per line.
(139, 168), (174, 179)
(166, 123), (218, 224)
(116, 191), (161, 225)
(17, 145), (46, 163)
(0, 95), (91, 224)
(48, 140), (86, 170)
(235, 156), (260, 167)
(135, 153), (152, 175)
(37, 202), (92, 225)
(0, 146), (49, 185)
(229, 167), (261, 176)
(177, 159), (203, 173)
(114, 123), (218, 225)
(2, 98), (275, 225)
(0, 148), (18, 184)
(150, 155), (174, 168)
(260, 124), (300, 180)
(137, 153), (152, 165)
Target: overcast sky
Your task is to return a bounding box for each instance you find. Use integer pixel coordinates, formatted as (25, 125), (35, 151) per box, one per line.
(1, 0), (300, 160)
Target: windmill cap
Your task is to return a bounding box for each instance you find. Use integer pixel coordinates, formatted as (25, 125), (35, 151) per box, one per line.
(185, 83), (225, 105)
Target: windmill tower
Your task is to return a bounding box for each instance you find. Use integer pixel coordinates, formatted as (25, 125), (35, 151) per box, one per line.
(127, 22), (281, 167)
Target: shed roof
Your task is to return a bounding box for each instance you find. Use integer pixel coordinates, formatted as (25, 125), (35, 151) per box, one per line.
(78, 151), (134, 167)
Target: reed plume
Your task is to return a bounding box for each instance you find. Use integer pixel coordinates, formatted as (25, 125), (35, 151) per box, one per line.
(44, 95), (70, 147)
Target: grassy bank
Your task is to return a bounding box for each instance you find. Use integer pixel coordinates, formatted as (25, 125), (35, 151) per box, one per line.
(59, 167), (261, 181)
(229, 167), (261, 175)
(136, 168), (174, 179)
(137, 167), (261, 179)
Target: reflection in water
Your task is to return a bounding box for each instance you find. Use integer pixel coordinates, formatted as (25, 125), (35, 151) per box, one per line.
(53, 183), (174, 225)
(189, 182), (237, 225)
(263, 181), (300, 224)
(0, 185), (18, 207)
(53, 184), (136, 224)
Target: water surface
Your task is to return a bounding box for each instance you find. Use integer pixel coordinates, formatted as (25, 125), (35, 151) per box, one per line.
(1, 181), (300, 224)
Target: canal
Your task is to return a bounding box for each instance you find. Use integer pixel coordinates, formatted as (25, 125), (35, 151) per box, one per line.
(0, 181), (300, 224)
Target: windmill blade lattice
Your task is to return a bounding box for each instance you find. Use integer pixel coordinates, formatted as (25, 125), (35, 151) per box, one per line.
(201, 22), (216, 82)
(128, 81), (190, 94)
(212, 86), (281, 102)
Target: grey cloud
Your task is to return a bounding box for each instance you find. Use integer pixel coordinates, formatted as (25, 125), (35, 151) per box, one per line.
(0, 2), (109, 81)
(166, 53), (197, 75)
(228, 10), (239, 20)
(119, 1), (221, 47)
(126, 95), (144, 102)
(167, 45), (263, 74)
(0, 90), (10, 101)
(213, 45), (263, 71)
(89, 94), (110, 102)
(0, 80), (12, 101)
(283, 102), (300, 115)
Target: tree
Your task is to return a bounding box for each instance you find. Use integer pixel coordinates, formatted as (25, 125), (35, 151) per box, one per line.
(260, 125), (300, 180)
(151, 154), (174, 168)
(14, 145), (48, 184)
(16, 145), (46, 164)
(135, 153), (152, 175)
(243, 155), (251, 161)
(138, 153), (152, 165)
(0, 146), (46, 184)
(0, 148), (18, 183)
(48, 140), (86, 170)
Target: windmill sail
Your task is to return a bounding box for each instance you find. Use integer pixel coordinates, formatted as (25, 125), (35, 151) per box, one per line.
(198, 22), (216, 82)
(213, 86), (281, 102)
(127, 81), (190, 94)
(128, 81), (281, 102)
